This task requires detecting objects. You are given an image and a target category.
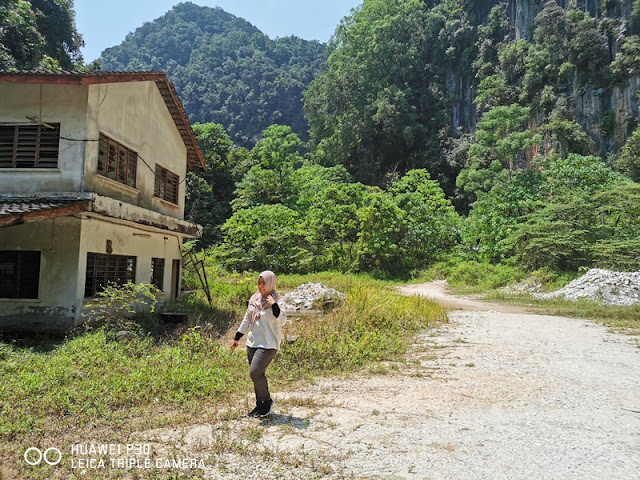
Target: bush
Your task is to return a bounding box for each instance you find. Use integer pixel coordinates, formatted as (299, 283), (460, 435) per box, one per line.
(391, 169), (461, 266)
(220, 204), (311, 273)
(430, 260), (524, 291)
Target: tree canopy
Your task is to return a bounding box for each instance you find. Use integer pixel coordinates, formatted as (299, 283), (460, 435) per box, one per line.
(0, 0), (83, 70)
(98, 2), (327, 146)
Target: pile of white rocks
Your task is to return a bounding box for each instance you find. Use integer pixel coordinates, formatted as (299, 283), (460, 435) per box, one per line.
(500, 278), (543, 295)
(535, 268), (640, 306)
(279, 282), (347, 314)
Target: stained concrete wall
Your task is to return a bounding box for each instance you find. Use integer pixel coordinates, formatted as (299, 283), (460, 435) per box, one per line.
(77, 216), (184, 323)
(0, 83), (89, 193)
(0, 214), (184, 331)
(84, 81), (188, 220)
(0, 81), (189, 220)
(0, 216), (81, 331)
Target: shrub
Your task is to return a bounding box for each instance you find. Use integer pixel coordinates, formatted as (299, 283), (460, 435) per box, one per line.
(220, 204), (311, 273)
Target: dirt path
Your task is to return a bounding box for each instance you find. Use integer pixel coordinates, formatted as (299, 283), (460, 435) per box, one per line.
(134, 282), (640, 479)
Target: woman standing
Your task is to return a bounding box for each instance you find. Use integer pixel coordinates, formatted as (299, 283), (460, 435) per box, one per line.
(231, 270), (287, 417)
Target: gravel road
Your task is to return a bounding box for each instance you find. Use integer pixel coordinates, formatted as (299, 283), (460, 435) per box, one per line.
(136, 282), (640, 479)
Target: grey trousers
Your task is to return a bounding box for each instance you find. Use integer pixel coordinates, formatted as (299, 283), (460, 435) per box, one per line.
(247, 347), (277, 403)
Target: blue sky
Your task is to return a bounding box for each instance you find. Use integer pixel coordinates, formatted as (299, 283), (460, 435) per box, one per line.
(74, 0), (363, 62)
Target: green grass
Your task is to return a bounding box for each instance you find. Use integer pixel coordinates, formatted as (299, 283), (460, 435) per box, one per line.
(277, 282), (446, 376)
(419, 258), (639, 336)
(0, 328), (250, 440)
(419, 259), (525, 293)
(0, 270), (445, 478)
(486, 291), (640, 335)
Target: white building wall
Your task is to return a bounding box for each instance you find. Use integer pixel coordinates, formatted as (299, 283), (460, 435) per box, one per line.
(77, 217), (184, 310)
(0, 81), (189, 221)
(0, 83), (89, 193)
(0, 79), (194, 331)
(84, 82), (188, 220)
(0, 216), (81, 330)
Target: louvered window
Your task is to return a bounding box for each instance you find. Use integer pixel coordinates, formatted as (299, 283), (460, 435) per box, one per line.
(0, 251), (41, 299)
(151, 258), (165, 290)
(154, 165), (179, 205)
(0, 123), (60, 168)
(97, 133), (137, 188)
(84, 253), (136, 297)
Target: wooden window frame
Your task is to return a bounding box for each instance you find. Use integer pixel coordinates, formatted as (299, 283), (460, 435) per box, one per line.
(154, 165), (179, 205)
(84, 253), (136, 298)
(0, 251), (41, 299)
(97, 133), (138, 188)
(0, 123), (60, 168)
(151, 258), (165, 291)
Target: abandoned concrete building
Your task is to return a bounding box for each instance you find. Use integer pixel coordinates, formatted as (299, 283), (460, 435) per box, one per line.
(0, 71), (206, 331)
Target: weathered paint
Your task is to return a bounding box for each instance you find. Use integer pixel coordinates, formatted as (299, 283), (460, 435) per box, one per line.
(0, 83), (89, 192)
(0, 80), (189, 220)
(0, 213), (187, 331)
(84, 81), (188, 219)
(76, 216), (185, 324)
(90, 194), (200, 236)
(0, 216), (82, 331)
(0, 78), (202, 332)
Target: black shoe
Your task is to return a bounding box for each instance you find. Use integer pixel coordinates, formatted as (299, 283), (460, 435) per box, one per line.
(258, 398), (273, 417)
(248, 404), (260, 417)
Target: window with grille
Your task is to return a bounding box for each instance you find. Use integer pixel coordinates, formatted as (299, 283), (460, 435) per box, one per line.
(154, 165), (179, 205)
(84, 253), (136, 297)
(0, 251), (41, 299)
(151, 258), (165, 291)
(0, 123), (60, 168)
(97, 133), (137, 188)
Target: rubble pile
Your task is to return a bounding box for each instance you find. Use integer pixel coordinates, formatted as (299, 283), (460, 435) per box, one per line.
(535, 269), (640, 306)
(500, 278), (543, 295)
(280, 283), (346, 314)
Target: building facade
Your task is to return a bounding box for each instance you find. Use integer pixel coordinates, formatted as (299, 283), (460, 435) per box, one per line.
(0, 71), (205, 331)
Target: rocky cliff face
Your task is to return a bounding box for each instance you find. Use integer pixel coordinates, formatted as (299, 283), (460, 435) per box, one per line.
(453, 0), (640, 153)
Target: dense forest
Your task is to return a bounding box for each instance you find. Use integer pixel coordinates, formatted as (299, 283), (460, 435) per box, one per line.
(2, 0), (640, 278)
(98, 2), (327, 145)
(0, 0), (83, 70)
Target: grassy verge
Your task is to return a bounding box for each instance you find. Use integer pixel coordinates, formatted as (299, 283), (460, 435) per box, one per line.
(419, 259), (639, 336)
(0, 271), (445, 479)
(486, 292), (640, 335)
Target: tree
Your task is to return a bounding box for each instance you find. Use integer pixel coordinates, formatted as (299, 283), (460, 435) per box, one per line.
(509, 193), (595, 271)
(304, 183), (369, 271)
(462, 169), (543, 261)
(291, 164), (352, 213)
(619, 127), (640, 181)
(0, 0), (83, 70)
(508, 156), (634, 271)
(304, 0), (474, 186)
(232, 125), (305, 210)
(185, 123), (246, 247)
(592, 184), (640, 271)
(99, 3), (327, 145)
(457, 104), (541, 196)
(390, 169), (461, 265)
(541, 153), (627, 198)
(355, 191), (408, 274)
(220, 204), (309, 273)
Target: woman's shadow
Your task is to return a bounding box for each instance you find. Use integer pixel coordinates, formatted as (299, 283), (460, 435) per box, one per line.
(260, 413), (310, 429)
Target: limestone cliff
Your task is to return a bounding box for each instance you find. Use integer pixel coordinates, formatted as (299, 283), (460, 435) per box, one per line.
(451, 0), (640, 153)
